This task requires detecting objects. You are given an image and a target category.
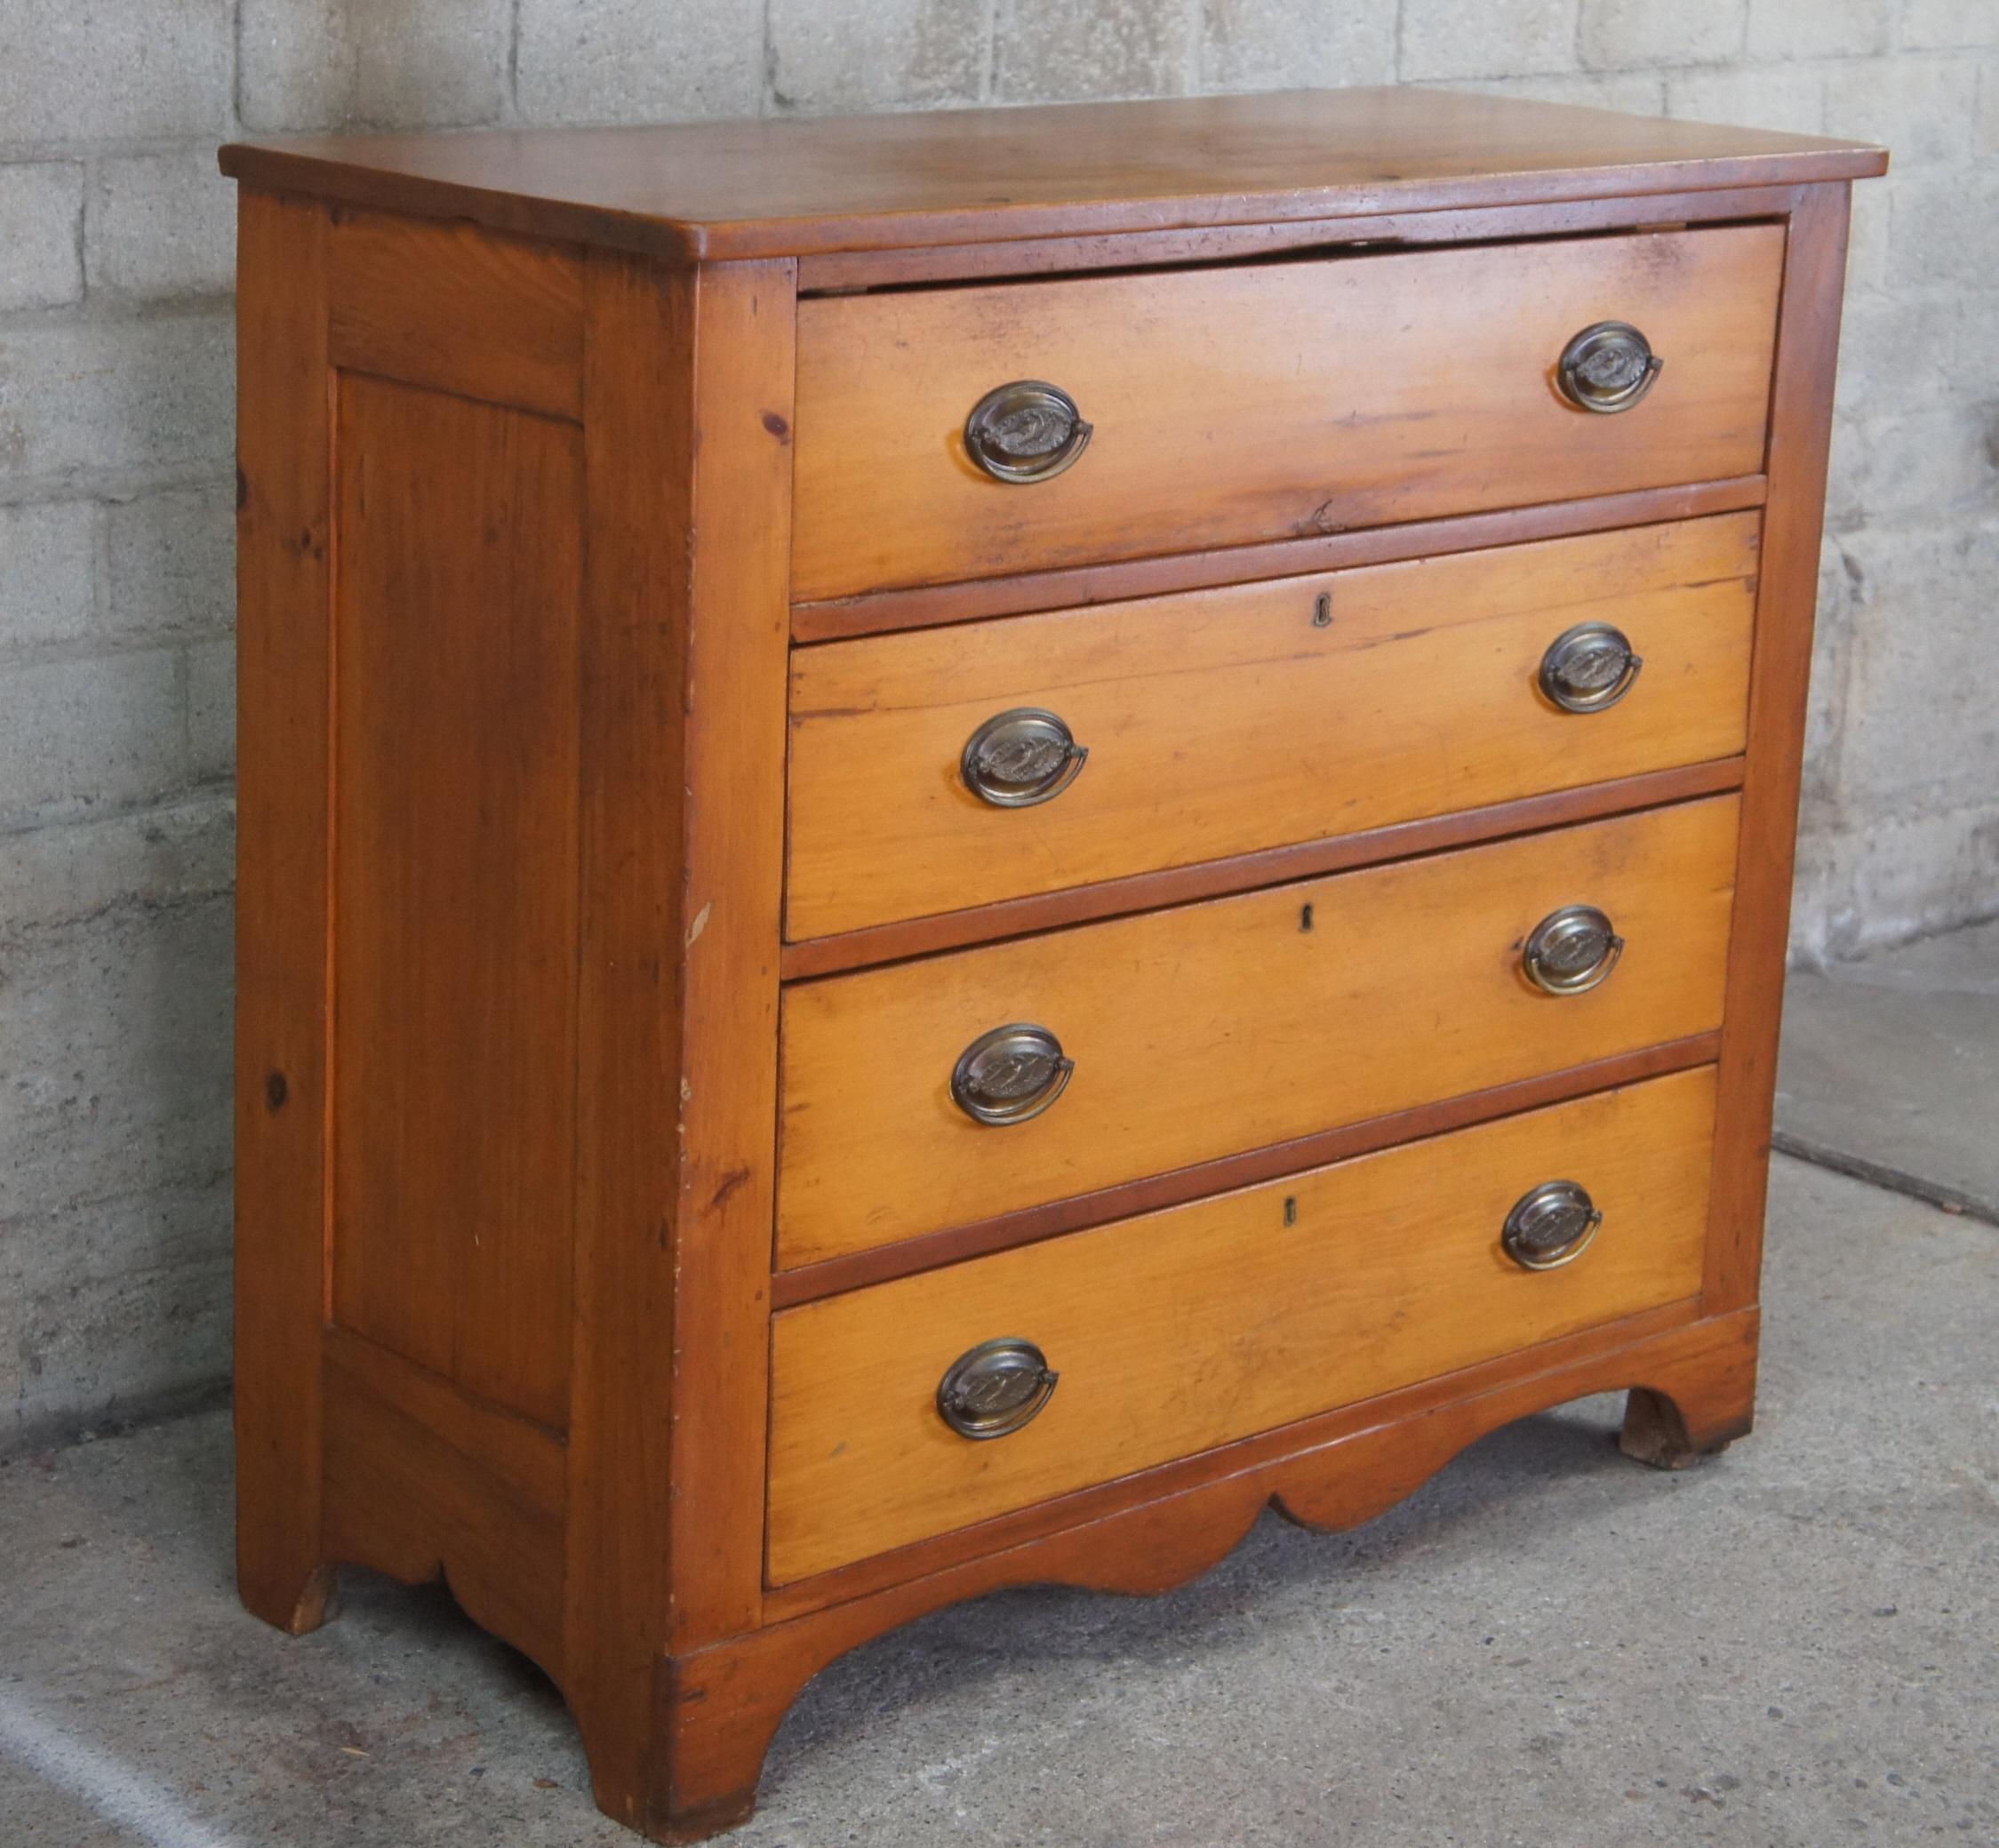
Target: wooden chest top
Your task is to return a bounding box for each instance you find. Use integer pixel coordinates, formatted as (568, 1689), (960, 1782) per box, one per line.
(220, 86), (1883, 260)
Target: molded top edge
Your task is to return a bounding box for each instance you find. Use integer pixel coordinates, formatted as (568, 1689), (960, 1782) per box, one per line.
(219, 87), (1887, 262)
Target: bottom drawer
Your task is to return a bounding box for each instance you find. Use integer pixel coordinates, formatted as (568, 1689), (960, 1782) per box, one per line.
(767, 1066), (1717, 1583)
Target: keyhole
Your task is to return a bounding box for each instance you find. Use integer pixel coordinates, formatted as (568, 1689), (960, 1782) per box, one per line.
(1312, 592), (1332, 628)
(1283, 1196), (1299, 1227)
(1300, 903), (1315, 932)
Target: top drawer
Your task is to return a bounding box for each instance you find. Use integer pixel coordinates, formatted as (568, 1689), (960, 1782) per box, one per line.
(791, 223), (1784, 602)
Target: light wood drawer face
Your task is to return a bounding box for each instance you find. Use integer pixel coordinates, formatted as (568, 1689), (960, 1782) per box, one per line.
(769, 1066), (1716, 1582)
(787, 514), (1757, 940)
(791, 225), (1783, 602)
(777, 795), (1737, 1266)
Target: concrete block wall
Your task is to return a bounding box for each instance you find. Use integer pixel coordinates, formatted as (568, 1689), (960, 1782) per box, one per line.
(1, 0), (1993, 1451)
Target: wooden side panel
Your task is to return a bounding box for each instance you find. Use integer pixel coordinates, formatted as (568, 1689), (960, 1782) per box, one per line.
(235, 188), (337, 1633)
(320, 1329), (568, 1676)
(769, 1067), (1717, 1582)
(328, 208), (585, 418)
(563, 254), (796, 1832)
(1705, 183), (1854, 1312)
(793, 223), (1784, 599)
(788, 513), (1760, 939)
(779, 794), (1740, 1266)
(328, 374), (583, 1433)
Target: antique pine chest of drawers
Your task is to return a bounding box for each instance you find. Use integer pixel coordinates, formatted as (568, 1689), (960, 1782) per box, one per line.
(220, 90), (1884, 1841)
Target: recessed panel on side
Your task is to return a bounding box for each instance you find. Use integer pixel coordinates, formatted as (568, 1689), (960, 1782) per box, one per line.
(330, 372), (584, 1432)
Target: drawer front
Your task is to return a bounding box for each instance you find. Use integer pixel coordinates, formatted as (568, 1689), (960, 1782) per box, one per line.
(777, 795), (1737, 1266)
(791, 224), (1783, 602)
(769, 1066), (1717, 1582)
(788, 514), (1757, 940)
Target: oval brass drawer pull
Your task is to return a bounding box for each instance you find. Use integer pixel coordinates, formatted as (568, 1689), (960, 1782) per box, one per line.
(964, 380), (1093, 483)
(1556, 320), (1663, 413)
(1502, 1179), (1603, 1270)
(1523, 903), (1624, 995)
(950, 1023), (1074, 1125)
(936, 1336), (1059, 1440)
(961, 707), (1089, 807)
(1539, 620), (1643, 713)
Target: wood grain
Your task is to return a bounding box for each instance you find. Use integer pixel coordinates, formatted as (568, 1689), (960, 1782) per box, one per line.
(560, 252), (797, 1836)
(794, 182), (1802, 292)
(233, 188), (337, 1636)
(1705, 183), (1855, 1313)
(753, 1299), (1752, 1624)
(657, 260), (796, 1654)
(654, 1306), (1753, 1826)
(788, 513), (1760, 939)
(218, 87), (1883, 262)
(763, 1295), (1712, 1615)
(778, 795), (1740, 1265)
(792, 224), (1784, 599)
(328, 372), (582, 1434)
(559, 249), (684, 1848)
(321, 1326), (567, 1677)
(560, 251), (692, 1829)
(328, 207), (585, 419)
(769, 1067), (1715, 1581)
(771, 1032), (1720, 1307)
(780, 759), (1746, 980)
(788, 475), (1768, 643)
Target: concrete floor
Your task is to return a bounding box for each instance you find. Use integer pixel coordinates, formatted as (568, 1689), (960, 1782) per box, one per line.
(5, 932), (1996, 1847)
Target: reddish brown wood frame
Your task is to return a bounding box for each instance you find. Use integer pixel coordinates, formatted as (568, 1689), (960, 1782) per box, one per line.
(228, 111), (1867, 1841)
